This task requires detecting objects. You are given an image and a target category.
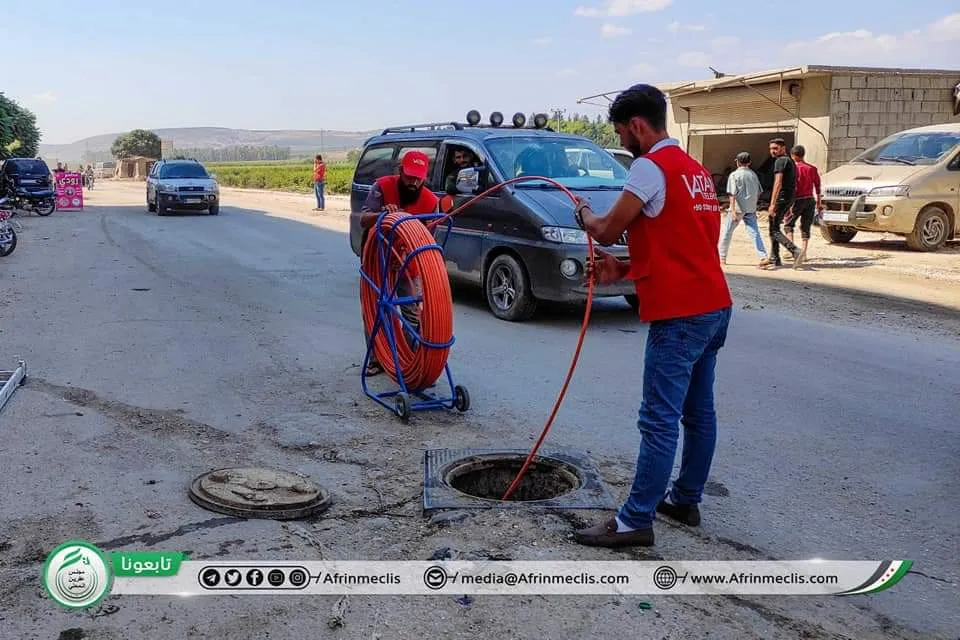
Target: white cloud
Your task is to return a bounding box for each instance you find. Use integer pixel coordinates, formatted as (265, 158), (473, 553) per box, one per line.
(668, 21), (706, 32)
(575, 0), (672, 18)
(531, 36), (553, 45)
(928, 12), (960, 41)
(676, 51), (710, 67)
(556, 68), (579, 77)
(783, 12), (960, 66)
(601, 23), (632, 38)
(31, 91), (57, 104)
(711, 36), (740, 48)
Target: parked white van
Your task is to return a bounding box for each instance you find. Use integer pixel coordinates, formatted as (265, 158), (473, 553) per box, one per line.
(819, 123), (960, 251)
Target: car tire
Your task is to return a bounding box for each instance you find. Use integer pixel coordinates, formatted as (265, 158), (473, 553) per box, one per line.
(147, 192), (156, 212)
(209, 203), (219, 215)
(485, 253), (537, 322)
(819, 224), (857, 244)
(905, 206), (950, 252)
(624, 294), (640, 313)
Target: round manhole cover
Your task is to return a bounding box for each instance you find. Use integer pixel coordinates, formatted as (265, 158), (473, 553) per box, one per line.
(189, 467), (331, 520)
(442, 454), (582, 502)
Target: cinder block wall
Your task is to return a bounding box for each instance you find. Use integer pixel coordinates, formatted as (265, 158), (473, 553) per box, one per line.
(827, 74), (960, 170)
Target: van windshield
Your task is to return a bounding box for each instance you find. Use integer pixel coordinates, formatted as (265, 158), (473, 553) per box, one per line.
(485, 137), (627, 189)
(852, 131), (960, 166)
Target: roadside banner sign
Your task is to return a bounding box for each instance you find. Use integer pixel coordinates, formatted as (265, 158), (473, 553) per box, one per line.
(56, 172), (84, 211)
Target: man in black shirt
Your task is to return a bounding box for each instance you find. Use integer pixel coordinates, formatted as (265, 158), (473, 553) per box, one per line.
(767, 138), (801, 267)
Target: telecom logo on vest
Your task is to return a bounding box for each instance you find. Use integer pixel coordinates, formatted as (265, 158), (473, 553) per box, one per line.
(681, 172), (720, 213)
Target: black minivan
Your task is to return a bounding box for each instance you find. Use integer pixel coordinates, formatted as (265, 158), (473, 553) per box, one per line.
(348, 114), (635, 321)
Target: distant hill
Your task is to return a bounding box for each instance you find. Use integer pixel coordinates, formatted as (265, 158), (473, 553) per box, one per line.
(39, 126), (379, 162)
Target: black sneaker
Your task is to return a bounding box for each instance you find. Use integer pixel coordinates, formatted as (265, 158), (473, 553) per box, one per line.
(656, 499), (701, 527)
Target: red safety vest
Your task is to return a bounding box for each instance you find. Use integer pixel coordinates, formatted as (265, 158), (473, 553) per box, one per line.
(625, 145), (732, 323)
(376, 175), (439, 214)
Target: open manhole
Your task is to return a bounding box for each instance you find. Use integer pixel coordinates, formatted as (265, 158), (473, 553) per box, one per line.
(189, 467), (331, 520)
(445, 455), (581, 502)
(424, 449), (616, 511)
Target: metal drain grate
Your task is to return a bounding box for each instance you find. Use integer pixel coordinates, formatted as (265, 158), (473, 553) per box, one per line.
(423, 448), (616, 512)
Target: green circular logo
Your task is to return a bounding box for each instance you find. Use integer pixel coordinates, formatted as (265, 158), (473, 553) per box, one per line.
(41, 540), (113, 610)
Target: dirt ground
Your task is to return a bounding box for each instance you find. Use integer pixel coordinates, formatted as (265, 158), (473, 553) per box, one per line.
(100, 179), (960, 342)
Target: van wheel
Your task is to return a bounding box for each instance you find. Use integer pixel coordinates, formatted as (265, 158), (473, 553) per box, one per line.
(905, 206), (950, 252)
(485, 254), (537, 321)
(820, 225), (857, 244)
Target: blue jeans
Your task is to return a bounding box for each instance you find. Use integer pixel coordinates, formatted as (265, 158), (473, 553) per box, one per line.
(618, 306), (732, 530)
(314, 181), (325, 209)
(719, 211), (766, 261)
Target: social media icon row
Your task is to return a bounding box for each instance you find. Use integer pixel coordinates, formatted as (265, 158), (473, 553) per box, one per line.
(199, 566), (309, 589)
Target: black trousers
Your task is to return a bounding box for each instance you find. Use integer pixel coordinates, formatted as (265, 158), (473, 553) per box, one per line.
(785, 197), (816, 240)
(769, 201), (800, 263)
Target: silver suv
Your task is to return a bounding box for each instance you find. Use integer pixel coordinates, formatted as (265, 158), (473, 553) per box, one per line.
(146, 159), (220, 215)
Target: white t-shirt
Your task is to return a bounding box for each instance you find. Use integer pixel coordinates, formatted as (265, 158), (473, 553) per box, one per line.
(622, 138), (680, 219)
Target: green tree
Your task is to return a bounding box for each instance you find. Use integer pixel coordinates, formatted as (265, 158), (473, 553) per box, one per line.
(562, 113), (619, 148)
(0, 93), (41, 158)
(111, 129), (162, 159)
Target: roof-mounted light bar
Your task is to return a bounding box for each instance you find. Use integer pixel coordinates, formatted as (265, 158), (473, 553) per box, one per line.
(463, 111), (552, 129)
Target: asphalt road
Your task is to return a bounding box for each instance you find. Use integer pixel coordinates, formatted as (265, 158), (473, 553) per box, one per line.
(1, 195), (957, 639)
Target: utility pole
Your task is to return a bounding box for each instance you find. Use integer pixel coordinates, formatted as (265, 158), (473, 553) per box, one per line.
(551, 108), (567, 132)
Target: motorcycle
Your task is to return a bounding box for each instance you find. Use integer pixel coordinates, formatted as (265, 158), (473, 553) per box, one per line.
(0, 199), (18, 257)
(7, 185), (56, 216)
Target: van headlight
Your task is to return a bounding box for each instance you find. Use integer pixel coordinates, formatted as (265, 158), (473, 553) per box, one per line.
(868, 185), (910, 198)
(541, 226), (589, 244)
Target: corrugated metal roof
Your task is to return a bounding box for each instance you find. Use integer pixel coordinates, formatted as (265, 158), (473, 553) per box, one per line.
(578, 64), (960, 105)
(662, 65), (960, 98)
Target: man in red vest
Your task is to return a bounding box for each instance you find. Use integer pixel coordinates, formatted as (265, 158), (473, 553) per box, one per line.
(359, 150), (439, 376)
(572, 84), (733, 548)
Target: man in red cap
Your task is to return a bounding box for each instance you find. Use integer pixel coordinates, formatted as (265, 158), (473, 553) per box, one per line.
(360, 150), (439, 376)
(360, 150), (438, 222)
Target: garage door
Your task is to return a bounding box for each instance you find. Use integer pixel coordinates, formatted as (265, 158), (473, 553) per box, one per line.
(677, 83), (800, 134)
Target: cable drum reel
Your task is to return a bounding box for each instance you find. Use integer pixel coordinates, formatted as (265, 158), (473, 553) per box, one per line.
(359, 210), (470, 421)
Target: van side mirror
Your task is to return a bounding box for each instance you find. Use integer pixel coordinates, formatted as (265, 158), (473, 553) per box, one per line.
(456, 167), (481, 195)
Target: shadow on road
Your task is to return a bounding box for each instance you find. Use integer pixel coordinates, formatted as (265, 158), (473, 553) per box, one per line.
(830, 237), (960, 255)
(76, 201), (959, 340)
(790, 255), (883, 270)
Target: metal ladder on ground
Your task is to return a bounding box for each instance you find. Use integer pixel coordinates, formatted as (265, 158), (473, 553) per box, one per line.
(0, 360), (27, 414)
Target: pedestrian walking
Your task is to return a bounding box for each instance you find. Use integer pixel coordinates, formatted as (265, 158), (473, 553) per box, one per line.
(313, 154), (326, 211)
(571, 84), (732, 547)
(719, 151), (770, 268)
(784, 145), (822, 266)
(766, 138), (802, 268)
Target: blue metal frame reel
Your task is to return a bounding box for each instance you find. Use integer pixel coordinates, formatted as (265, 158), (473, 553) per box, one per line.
(359, 210), (470, 420)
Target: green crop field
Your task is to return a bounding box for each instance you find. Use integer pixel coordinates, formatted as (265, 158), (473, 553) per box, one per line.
(207, 161), (356, 195)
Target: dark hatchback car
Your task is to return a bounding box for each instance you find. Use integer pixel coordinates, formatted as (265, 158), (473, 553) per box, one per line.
(0, 157), (57, 214)
(348, 114), (634, 321)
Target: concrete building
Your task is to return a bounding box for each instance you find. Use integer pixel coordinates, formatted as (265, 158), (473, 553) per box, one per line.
(655, 65), (960, 193)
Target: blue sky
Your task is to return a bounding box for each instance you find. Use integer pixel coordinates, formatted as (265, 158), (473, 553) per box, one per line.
(3, 0), (959, 144)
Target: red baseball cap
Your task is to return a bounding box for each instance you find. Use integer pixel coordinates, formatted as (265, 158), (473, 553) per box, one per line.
(400, 150), (430, 180)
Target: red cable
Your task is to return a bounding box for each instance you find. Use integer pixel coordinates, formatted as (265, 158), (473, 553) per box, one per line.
(360, 176), (594, 501)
